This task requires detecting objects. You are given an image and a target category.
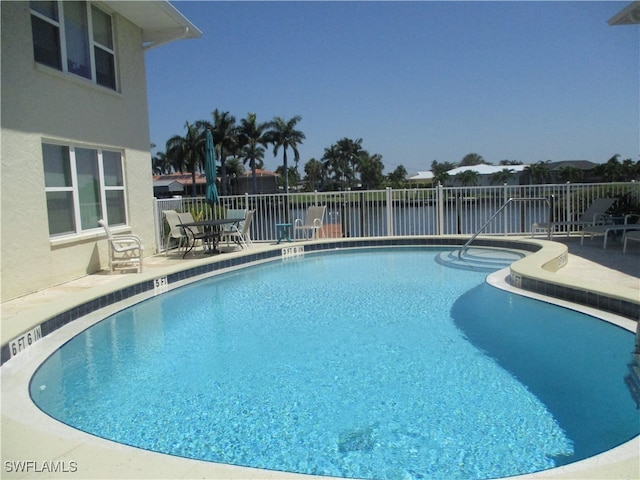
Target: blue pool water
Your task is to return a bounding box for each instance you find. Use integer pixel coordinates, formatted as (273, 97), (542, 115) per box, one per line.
(30, 249), (638, 480)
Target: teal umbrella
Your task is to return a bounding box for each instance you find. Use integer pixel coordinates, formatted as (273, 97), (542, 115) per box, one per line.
(204, 129), (219, 204)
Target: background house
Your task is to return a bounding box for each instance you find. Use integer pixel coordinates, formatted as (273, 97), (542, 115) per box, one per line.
(0, 1), (201, 301)
(231, 169), (280, 195)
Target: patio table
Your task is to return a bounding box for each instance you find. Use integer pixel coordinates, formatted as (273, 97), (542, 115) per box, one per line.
(180, 218), (244, 258)
(275, 223), (292, 244)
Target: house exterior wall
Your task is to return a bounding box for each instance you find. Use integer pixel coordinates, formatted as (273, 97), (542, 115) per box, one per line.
(1, 2), (156, 301)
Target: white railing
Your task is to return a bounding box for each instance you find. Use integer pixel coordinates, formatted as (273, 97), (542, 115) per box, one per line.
(153, 182), (639, 253)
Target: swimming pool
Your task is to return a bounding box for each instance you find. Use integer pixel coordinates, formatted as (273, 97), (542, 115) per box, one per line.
(30, 248), (638, 480)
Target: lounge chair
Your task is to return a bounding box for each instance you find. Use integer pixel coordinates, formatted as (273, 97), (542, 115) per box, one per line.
(220, 210), (255, 249)
(294, 205), (327, 239)
(581, 214), (640, 249)
(623, 230), (640, 254)
(163, 210), (188, 256)
(531, 197), (617, 239)
(98, 219), (143, 273)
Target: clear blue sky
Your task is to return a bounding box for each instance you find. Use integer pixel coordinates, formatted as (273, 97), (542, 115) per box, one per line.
(146, 1), (639, 174)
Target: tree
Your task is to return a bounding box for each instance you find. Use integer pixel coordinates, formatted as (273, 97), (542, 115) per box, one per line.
(275, 165), (300, 191)
(211, 109), (239, 196)
(165, 121), (205, 196)
(322, 143), (346, 190)
(524, 160), (551, 185)
(267, 116), (305, 194)
(152, 151), (173, 175)
(499, 159), (523, 166)
(303, 158), (324, 191)
(431, 160), (455, 185)
(557, 166), (583, 183)
(387, 165), (408, 188)
(597, 154), (625, 182)
(455, 170), (479, 186)
(336, 137), (364, 189)
(490, 168), (515, 185)
(359, 152), (385, 189)
(238, 112), (269, 194)
(224, 158), (245, 192)
(460, 153), (486, 166)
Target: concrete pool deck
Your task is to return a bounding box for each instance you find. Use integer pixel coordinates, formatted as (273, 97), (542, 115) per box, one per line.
(1, 237), (638, 479)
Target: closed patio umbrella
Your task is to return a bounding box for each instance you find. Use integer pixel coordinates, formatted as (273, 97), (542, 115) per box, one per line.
(204, 129), (219, 205)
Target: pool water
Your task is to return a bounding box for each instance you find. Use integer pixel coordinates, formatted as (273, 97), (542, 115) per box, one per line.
(30, 249), (638, 480)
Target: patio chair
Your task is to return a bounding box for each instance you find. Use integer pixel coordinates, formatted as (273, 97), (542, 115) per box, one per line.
(163, 210), (188, 256)
(98, 219), (143, 273)
(221, 210), (255, 249)
(531, 197), (617, 239)
(177, 211), (210, 254)
(222, 208), (247, 235)
(294, 205), (327, 239)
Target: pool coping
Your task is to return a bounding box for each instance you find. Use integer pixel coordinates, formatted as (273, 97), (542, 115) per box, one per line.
(1, 237), (639, 479)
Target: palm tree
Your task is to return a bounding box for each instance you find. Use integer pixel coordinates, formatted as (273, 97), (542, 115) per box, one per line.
(211, 109), (239, 196)
(152, 151), (173, 175)
(490, 168), (515, 185)
(322, 144), (344, 190)
(266, 115), (305, 194)
(431, 160), (455, 185)
(165, 121), (205, 196)
(336, 137), (363, 188)
(524, 160), (551, 185)
(304, 158), (324, 191)
(238, 113), (269, 194)
(557, 166), (583, 183)
(455, 170), (479, 186)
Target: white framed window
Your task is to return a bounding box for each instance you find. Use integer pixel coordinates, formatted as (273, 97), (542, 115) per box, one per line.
(30, 1), (117, 90)
(42, 142), (127, 237)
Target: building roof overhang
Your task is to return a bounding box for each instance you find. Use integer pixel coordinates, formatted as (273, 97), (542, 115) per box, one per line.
(608, 1), (640, 25)
(102, 1), (202, 49)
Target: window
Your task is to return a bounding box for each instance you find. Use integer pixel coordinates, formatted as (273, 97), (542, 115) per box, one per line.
(30, 1), (117, 90)
(43, 142), (126, 237)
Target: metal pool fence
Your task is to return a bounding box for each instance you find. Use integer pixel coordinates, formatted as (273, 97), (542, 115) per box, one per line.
(153, 182), (639, 253)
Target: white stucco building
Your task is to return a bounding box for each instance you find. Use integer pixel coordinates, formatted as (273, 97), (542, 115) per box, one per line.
(1, 1), (201, 301)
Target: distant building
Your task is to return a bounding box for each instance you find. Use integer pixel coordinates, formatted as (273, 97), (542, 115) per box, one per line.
(231, 169), (279, 194)
(153, 173), (207, 196)
(445, 164), (527, 186)
(407, 171), (435, 186)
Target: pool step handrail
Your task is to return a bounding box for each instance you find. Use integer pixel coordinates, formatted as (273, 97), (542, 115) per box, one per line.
(458, 197), (552, 259)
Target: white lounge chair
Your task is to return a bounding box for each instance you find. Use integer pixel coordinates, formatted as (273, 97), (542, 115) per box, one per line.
(294, 205), (327, 239)
(581, 214), (640, 249)
(163, 209), (188, 256)
(623, 230), (640, 254)
(531, 197), (617, 239)
(98, 219), (143, 273)
(220, 210), (255, 249)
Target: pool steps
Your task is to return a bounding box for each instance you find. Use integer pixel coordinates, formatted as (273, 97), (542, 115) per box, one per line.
(436, 247), (526, 271)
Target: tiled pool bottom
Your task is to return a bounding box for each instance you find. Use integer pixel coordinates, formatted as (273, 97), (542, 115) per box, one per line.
(1, 240), (639, 480)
